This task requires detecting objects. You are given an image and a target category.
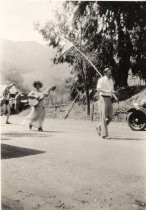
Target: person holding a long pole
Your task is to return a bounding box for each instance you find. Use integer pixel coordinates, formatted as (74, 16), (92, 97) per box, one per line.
(96, 68), (116, 139)
(60, 38), (119, 135)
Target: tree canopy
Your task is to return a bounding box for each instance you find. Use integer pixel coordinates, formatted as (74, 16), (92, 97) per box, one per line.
(36, 1), (146, 114)
(71, 1), (146, 87)
(37, 1), (146, 84)
(1, 62), (29, 93)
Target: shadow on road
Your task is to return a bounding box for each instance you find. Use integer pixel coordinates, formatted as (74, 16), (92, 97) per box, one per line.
(2, 129), (70, 139)
(42, 130), (70, 133)
(2, 196), (24, 210)
(1, 144), (45, 159)
(1, 137), (10, 141)
(2, 132), (52, 139)
(111, 137), (146, 141)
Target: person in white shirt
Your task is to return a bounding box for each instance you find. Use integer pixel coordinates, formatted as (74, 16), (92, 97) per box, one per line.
(97, 68), (116, 139)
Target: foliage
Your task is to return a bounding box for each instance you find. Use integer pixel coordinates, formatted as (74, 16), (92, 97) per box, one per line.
(71, 1), (146, 87)
(36, 1), (146, 114)
(1, 62), (29, 93)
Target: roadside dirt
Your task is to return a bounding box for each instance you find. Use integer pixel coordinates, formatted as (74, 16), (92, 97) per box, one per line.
(1, 116), (146, 210)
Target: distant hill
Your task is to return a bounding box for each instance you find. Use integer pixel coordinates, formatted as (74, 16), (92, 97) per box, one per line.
(1, 38), (71, 89)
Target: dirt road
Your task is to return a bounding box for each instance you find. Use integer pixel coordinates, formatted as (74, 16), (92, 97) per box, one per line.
(1, 116), (146, 210)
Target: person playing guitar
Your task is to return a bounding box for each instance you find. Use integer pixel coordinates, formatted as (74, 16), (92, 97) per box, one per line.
(27, 81), (56, 131)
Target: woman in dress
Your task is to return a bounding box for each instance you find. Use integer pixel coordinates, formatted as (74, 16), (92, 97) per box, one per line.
(27, 81), (55, 131)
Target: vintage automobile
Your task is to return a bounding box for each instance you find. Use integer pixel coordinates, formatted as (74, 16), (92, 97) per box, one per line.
(0, 85), (29, 115)
(9, 92), (29, 114)
(127, 99), (146, 131)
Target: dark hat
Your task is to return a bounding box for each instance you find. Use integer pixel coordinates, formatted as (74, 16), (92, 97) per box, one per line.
(103, 68), (111, 74)
(33, 81), (43, 88)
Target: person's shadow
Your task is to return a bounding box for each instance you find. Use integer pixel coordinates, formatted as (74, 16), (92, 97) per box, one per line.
(1, 131), (52, 138)
(110, 136), (146, 141)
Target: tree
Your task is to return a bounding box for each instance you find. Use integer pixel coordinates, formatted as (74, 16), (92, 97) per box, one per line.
(1, 62), (29, 93)
(72, 1), (146, 87)
(36, 3), (98, 115)
(36, 1), (146, 114)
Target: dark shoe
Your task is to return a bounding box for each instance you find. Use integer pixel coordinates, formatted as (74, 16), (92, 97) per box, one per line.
(96, 126), (101, 136)
(102, 136), (111, 140)
(6, 121), (11, 124)
(38, 127), (43, 132)
(29, 124), (32, 130)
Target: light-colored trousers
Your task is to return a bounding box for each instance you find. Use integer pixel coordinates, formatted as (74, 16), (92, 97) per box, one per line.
(98, 96), (113, 137)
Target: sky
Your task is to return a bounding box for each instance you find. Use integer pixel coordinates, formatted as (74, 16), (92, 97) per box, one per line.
(0, 0), (71, 89)
(0, 0), (141, 44)
(0, 0), (64, 44)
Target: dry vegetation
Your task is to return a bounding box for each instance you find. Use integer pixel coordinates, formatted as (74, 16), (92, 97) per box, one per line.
(19, 86), (146, 122)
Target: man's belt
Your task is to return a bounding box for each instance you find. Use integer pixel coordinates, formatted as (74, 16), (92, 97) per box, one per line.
(101, 95), (112, 98)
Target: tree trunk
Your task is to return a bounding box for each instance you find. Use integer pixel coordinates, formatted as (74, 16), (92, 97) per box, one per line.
(91, 103), (94, 121)
(115, 27), (132, 88)
(82, 61), (90, 116)
(85, 85), (90, 115)
(116, 55), (130, 88)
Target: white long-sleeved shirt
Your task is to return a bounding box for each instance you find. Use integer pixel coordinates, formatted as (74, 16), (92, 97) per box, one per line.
(97, 76), (114, 97)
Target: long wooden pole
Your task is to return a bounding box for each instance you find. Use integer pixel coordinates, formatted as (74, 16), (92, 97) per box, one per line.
(64, 93), (79, 119)
(63, 40), (118, 119)
(73, 45), (102, 77)
(63, 41), (118, 101)
(74, 45), (118, 102)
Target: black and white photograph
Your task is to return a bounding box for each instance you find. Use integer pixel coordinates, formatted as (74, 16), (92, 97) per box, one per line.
(0, 1), (146, 210)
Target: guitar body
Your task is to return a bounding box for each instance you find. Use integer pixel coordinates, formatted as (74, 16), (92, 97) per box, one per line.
(28, 98), (39, 107)
(28, 85), (56, 107)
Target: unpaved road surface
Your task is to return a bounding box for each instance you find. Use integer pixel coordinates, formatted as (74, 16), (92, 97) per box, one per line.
(1, 116), (146, 210)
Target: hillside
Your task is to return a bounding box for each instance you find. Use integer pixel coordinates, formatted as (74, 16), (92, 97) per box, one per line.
(1, 38), (71, 89)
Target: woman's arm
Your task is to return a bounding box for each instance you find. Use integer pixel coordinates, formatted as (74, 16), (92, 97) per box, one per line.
(28, 90), (39, 99)
(43, 86), (56, 97)
(42, 88), (51, 97)
(6, 83), (15, 89)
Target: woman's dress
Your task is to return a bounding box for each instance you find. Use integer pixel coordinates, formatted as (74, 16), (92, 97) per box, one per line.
(26, 90), (46, 128)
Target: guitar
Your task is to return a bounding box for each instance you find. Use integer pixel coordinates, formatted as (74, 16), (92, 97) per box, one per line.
(28, 86), (56, 107)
